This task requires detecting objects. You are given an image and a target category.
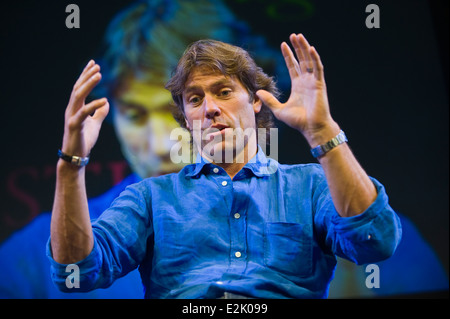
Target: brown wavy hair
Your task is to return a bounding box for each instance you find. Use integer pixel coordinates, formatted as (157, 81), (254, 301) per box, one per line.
(165, 39), (280, 145)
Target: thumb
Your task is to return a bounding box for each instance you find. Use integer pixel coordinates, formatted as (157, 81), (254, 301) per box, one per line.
(256, 90), (281, 111)
(92, 100), (110, 123)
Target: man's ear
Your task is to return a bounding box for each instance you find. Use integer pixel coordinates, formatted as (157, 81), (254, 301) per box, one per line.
(253, 94), (263, 114)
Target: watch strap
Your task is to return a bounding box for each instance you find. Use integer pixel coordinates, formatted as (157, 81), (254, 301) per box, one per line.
(58, 150), (90, 167)
(310, 130), (348, 158)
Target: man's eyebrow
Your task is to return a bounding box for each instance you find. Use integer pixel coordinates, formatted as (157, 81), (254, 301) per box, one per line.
(183, 85), (201, 97)
(115, 98), (171, 112)
(183, 78), (236, 96)
(210, 78), (235, 89)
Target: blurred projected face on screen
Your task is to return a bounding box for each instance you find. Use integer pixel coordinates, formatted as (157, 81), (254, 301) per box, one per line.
(112, 78), (190, 178)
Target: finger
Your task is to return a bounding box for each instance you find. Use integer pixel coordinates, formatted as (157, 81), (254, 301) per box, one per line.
(71, 71), (102, 108)
(281, 42), (301, 82)
(90, 99), (110, 123)
(256, 90), (282, 112)
(289, 34), (306, 74)
(68, 63), (101, 115)
(82, 59), (95, 73)
(71, 98), (108, 129)
(81, 59), (94, 75)
(309, 46), (324, 81)
(292, 34), (314, 74)
(74, 62), (100, 92)
(73, 60), (95, 90)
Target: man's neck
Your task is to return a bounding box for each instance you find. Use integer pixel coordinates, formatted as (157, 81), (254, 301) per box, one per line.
(201, 143), (258, 180)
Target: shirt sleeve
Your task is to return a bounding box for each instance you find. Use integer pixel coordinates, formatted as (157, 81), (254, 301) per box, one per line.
(313, 176), (402, 265)
(46, 181), (153, 292)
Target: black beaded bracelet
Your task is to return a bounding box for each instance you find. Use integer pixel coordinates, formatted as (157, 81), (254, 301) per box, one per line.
(58, 149), (90, 167)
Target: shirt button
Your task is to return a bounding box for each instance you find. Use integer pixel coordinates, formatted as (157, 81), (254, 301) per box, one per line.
(221, 181), (228, 186)
(213, 167), (219, 173)
(234, 213), (241, 219)
(235, 251), (241, 258)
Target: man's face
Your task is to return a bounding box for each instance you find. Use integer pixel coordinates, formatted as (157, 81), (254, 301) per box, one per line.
(112, 78), (190, 178)
(182, 67), (262, 163)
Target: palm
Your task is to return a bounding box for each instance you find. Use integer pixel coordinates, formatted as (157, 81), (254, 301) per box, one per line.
(257, 34), (334, 144)
(78, 112), (103, 153)
(276, 74), (328, 132)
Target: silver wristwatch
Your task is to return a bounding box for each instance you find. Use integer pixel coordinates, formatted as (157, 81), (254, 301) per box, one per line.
(310, 130), (348, 158)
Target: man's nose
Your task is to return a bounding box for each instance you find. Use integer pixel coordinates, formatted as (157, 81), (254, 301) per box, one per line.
(204, 96), (221, 119)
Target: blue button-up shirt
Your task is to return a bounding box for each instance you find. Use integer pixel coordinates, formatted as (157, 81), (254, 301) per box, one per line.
(47, 147), (402, 298)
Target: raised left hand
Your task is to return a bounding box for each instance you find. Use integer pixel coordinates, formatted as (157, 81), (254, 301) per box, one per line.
(256, 33), (340, 147)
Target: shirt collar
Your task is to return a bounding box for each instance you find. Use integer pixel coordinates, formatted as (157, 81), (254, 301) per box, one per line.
(184, 145), (278, 178)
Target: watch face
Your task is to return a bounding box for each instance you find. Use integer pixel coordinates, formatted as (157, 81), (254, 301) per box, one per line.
(58, 150), (89, 167)
(71, 155), (89, 167)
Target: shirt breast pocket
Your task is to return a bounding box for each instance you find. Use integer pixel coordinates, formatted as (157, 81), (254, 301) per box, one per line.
(264, 222), (312, 278)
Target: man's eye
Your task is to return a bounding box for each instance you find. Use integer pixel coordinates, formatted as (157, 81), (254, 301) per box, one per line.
(126, 112), (140, 121)
(124, 110), (145, 122)
(120, 107), (147, 123)
(220, 89), (231, 97)
(189, 97), (201, 105)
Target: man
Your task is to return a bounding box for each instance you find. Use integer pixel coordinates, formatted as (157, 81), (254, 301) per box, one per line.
(48, 34), (402, 298)
(0, 0), (285, 298)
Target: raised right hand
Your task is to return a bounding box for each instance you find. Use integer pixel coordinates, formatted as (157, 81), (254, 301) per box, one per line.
(61, 60), (109, 158)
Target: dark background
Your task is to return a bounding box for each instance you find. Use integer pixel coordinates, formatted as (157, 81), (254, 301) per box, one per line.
(0, 0), (448, 286)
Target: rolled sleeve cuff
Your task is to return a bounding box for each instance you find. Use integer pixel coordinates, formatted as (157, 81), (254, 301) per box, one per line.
(46, 237), (102, 292)
(329, 177), (402, 265)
